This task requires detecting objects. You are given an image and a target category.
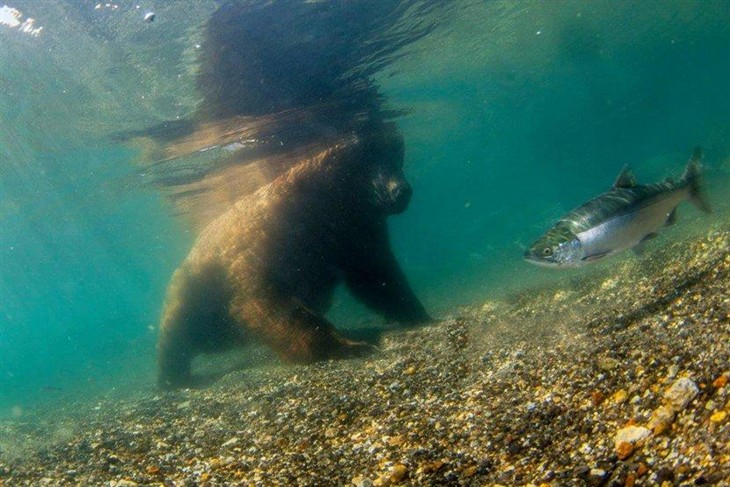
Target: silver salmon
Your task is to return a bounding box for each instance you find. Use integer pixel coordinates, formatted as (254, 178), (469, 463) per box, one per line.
(524, 147), (711, 268)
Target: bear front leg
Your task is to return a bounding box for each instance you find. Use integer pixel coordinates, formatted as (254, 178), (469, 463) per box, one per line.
(157, 327), (194, 389)
(344, 248), (433, 326)
(234, 297), (375, 363)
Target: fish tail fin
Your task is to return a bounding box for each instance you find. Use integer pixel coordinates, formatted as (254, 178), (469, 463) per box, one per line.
(681, 146), (711, 214)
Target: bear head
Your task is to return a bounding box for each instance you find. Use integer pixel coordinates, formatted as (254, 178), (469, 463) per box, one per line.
(346, 127), (412, 216)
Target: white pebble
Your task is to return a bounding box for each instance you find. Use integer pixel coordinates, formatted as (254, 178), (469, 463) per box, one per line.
(614, 425), (651, 448)
(221, 437), (239, 447)
(664, 377), (698, 411)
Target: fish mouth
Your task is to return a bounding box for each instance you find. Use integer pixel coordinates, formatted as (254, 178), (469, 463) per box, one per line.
(523, 251), (561, 268)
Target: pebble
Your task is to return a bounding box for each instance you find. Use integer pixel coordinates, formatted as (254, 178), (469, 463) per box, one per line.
(389, 464), (408, 484)
(616, 441), (635, 461)
(591, 390), (606, 406)
(615, 425), (651, 450)
(462, 465), (478, 477)
(613, 389), (629, 403)
(222, 437), (239, 447)
(664, 377), (698, 410)
(352, 475), (374, 487)
(647, 405), (675, 435)
(625, 472), (636, 487)
(112, 481), (138, 487)
(598, 357), (621, 371)
(709, 411), (726, 423)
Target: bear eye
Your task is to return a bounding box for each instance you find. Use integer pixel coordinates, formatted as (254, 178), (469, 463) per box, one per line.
(543, 247), (553, 256)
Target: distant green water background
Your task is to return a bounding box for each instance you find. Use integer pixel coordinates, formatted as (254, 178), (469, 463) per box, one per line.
(1, 0), (729, 413)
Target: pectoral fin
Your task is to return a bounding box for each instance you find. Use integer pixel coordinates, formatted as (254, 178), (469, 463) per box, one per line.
(581, 250), (611, 262)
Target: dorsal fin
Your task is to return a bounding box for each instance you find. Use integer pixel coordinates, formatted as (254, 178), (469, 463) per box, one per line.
(613, 165), (638, 188)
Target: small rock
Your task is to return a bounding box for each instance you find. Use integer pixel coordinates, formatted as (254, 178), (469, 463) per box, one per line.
(591, 390), (606, 407)
(389, 464), (408, 484)
(113, 481), (138, 487)
(664, 377), (698, 410)
(614, 426), (651, 456)
(387, 435), (404, 446)
(598, 357), (621, 371)
(709, 410), (726, 423)
(463, 465), (478, 477)
(656, 467), (675, 482)
(106, 454), (121, 465)
(421, 460), (444, 473)
(665, 364), (680, 381)
(589, 468), (607, 485)
(617, 441), (635, 461)
(352, 475), (373, 487)
(222, 437), (239, 447)
(625, 472), (637, 487)
(647, 405), (675, 435)
(613, 389), (629, 404)
(712, 374), (728, 388)
(144, 12), (155, 22)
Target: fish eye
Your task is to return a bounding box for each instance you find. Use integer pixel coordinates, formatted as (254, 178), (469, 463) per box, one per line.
(542, 247), (553, 256)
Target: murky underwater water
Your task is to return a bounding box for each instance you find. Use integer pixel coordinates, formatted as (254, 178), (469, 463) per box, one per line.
(0, 1), (729, 484)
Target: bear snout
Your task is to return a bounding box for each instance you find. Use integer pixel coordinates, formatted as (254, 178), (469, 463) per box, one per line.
(385, 179), (412, 214)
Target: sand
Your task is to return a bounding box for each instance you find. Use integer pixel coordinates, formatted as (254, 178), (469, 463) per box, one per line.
(1, 226), (728, 486)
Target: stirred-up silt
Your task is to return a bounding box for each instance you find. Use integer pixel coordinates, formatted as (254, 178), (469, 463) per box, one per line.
(525, 147), (711, 268)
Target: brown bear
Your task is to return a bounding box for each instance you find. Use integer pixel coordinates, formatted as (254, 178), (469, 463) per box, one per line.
(133, 1), (439, 388)
(157, 124), (432, 388)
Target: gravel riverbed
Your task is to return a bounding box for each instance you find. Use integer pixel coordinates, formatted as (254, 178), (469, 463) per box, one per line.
(1, 227), (728, 486)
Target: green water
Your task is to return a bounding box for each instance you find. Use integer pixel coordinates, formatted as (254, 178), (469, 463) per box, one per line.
(1, 0), (729, 415)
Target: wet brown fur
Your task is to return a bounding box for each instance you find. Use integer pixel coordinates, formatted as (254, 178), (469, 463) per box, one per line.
(157, 133), (431, 388)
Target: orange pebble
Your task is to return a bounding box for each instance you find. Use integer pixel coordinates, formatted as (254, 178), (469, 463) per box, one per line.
(617, 441), (635, 460)
(591, 390), (606, 406)
(625, 472), (636, 487)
